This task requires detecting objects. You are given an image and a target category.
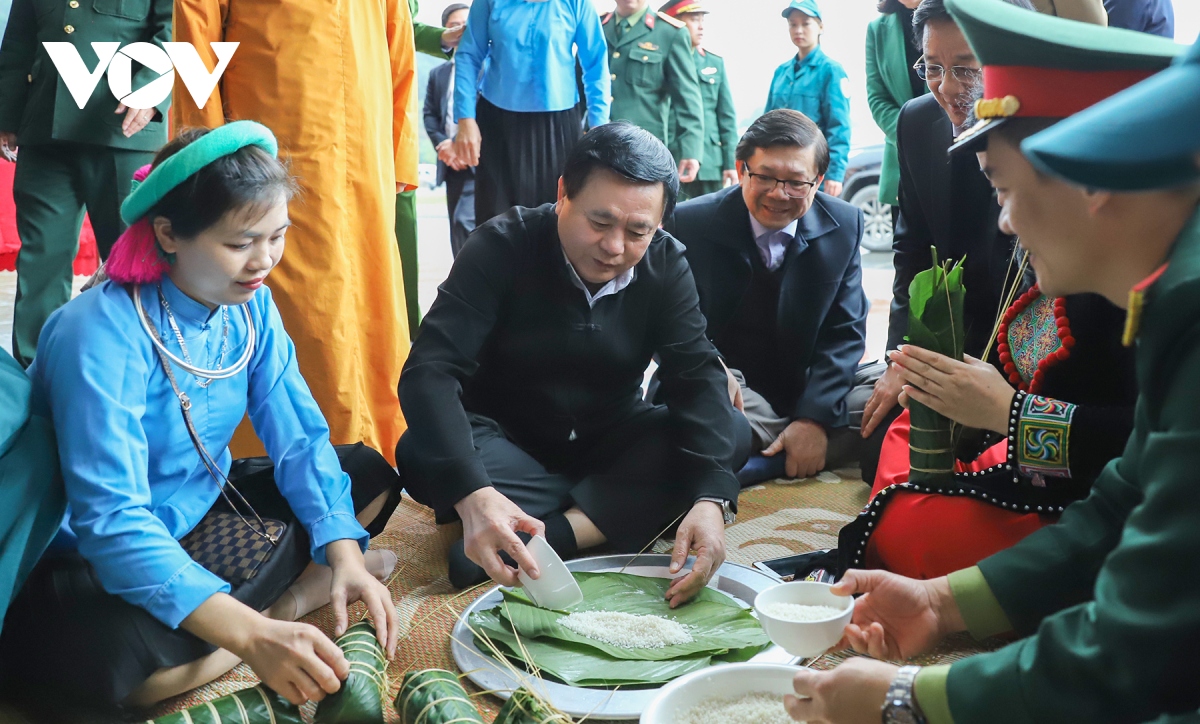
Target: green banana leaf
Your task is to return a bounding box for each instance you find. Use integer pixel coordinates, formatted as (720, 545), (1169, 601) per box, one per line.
(146, 687), (302, 724)
(469, 607), (715, 687)
(906, 250), (966, 486)
(395, 669), (483, 724)
(466, 572), (771, 687)
(496, 597), (767, 661)
(493, 689), (573, 724)
(314, 621), (388, 724)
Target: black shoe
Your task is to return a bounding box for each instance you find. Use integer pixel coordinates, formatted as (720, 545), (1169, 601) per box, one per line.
(447, 532), (532, 589)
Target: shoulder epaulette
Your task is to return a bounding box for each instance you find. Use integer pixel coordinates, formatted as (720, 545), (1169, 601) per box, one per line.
(657, 11), (685, 28)
(601, 12), (613, 25)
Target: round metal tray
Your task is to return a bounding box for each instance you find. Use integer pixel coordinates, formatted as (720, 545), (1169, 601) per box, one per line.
(450, 553), (794, 720)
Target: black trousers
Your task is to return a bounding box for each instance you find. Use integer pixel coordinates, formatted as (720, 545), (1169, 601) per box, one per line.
(445, 169), (476, 258)
(474, 97), (583, 226)
(398, 406), (751, 553)
(0, 443), (401, 712)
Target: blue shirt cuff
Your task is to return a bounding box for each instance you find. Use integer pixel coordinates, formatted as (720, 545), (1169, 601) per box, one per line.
(147, 560), (231, 629)
(309, 511), (369, 566)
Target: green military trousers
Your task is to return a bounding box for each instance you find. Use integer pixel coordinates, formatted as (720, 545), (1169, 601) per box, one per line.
(395, 190), (421, 340)
(11, 142), (151, 366)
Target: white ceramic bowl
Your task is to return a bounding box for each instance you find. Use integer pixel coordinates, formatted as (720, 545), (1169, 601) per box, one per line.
(640, 662), (799, 724)
(516, 534), (584, 610)
(753, 581), (854, 658)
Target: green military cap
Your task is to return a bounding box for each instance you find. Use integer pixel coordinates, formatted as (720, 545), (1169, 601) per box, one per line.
(781, 0), (821, 21)
(659, 0), (709, 16)
(1022, 35), (1200, 191)
(944, 0), (1182, 154)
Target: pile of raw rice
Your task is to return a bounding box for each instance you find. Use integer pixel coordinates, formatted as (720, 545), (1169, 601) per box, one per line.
(677, 692), (792, 724)
(558, 611), (693, 649)
(757, 602), (843, 622)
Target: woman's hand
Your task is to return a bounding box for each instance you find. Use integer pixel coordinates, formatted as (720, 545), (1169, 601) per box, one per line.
(241, 617), (350, 705)
(665, 500), (727, 608)
(454, 487), (545, 587)
(890, 345), (1015, 434)
(453, 118), (482, 167)
(832, 569), (965, 660)
(325, 539), (399, 657)
(182, 593), (349, 706)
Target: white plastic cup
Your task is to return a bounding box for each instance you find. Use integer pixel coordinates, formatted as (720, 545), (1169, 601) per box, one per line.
(516, 534), (584, 610)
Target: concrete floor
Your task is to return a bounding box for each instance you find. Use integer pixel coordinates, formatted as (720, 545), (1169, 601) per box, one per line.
(0, 187), (897, 362)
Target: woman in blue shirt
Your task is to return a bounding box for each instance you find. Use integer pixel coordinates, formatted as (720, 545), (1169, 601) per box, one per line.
(0, 123), (403, 713)
(452, 0), (611, 225)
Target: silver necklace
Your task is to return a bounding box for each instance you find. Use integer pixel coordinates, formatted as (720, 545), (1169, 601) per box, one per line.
(160, 290), (229, 388)
(134, 285), (256, 382)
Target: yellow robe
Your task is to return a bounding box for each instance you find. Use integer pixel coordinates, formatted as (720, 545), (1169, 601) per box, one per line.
(172, 0), (419, 462)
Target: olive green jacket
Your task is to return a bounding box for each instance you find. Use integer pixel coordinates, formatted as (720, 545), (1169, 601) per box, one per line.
(0, 0), (170, 150)
(666, 48), (736, 181)
(408, 0), (449, 59)
(603, 9), (704, 162)
(914, 207), (1200, 723)
(865, 12), (923, 206)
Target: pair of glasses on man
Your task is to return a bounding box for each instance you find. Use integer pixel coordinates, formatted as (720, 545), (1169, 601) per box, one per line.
(913, 55), (983, 84)
(743, 162), (819, 199)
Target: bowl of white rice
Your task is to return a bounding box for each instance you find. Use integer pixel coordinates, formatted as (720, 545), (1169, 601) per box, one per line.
(639, 662), (799, 724)
(753, 581), (854, 658)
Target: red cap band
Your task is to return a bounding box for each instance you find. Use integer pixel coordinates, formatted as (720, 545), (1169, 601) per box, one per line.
(662, 0), (703, 16)
(983, 65), (1156, 119)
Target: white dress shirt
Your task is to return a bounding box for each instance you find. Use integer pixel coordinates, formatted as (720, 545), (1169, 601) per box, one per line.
(749, 215), (799, 271)
(563, 251), (636, 307)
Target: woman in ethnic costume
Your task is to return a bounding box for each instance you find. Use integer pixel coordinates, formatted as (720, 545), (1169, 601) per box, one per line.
(836, 284), (1136, 580)
(0, 123), (402, 713)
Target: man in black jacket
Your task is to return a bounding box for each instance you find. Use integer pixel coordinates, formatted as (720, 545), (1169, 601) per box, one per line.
(858, 0), (1020, 482)
(667, 110), (868, 483)
(423, 3), (475, 257)
(397, 123), (749, 600)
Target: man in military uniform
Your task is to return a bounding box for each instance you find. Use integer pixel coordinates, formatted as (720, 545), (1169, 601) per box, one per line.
(0, 0), (170, 366)
(604, 0), (705, 184)
(764, 3), (1200, 723)
(395, 0), (466, 339)
(659, 0), (737, 200)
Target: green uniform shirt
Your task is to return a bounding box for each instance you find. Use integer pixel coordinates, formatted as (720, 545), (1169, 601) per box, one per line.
(666, 48), (737, 181)
(0, 0), (171, 150)
(408, 0), (450, 59)
(603, 7), (705, 162)
(915, 207), (1200, 723)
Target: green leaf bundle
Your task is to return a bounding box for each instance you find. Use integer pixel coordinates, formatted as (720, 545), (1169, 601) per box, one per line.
(493, 689), (573, 724)
(467, 572), (770, 688)
(906, 250), (966, 485)
(395, 669), (482, 724)
(314, 621), (388, 724)
(145, 687), (302, 724)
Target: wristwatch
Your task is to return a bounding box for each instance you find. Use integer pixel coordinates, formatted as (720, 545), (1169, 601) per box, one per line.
(882, 665), (926, 724)
(696, 497), (736, 525)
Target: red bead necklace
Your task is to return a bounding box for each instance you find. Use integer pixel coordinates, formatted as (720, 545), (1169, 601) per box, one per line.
(995, 285), (1074, 395)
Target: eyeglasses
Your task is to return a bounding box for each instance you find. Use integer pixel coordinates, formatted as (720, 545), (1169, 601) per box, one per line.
(913, 56), (982, 84)
(743, 162), (818, 199)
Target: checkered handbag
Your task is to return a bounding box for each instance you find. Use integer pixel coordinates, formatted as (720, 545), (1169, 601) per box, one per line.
(180, 510), (286, 584)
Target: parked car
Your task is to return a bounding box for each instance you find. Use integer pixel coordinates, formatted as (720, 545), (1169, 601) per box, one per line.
(839, 144), (893, 253)
(418, 163), (438, 190)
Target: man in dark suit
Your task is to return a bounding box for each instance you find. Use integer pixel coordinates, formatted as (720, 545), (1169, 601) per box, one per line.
(858, 0), (1019, 483)
(398, 123), (748, 598)
(667, 110), (868, 483)
(423, 2), (475, 258)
